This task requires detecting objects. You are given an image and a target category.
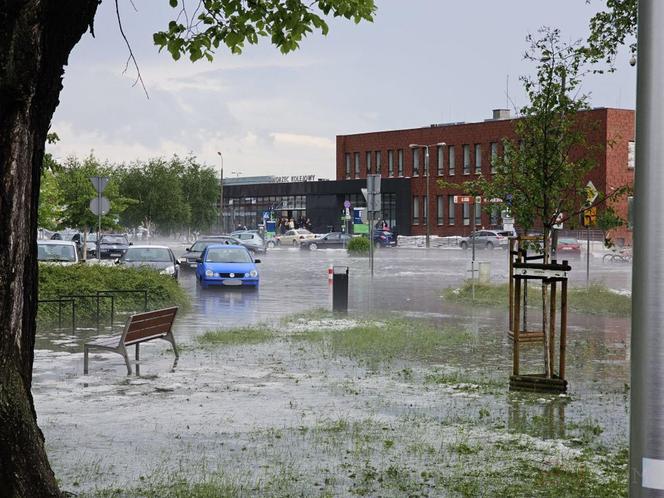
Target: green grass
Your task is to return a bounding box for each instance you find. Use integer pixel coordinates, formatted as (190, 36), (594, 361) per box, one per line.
(444, 281), (631, 317)
(295, 318), (473, 367)
(38, 263), (190, 323)
(197, 326), (275, 346)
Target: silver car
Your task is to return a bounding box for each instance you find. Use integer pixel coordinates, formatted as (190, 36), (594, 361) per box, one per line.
(459, 230), (511, 250)
(233, 232), (266, 253)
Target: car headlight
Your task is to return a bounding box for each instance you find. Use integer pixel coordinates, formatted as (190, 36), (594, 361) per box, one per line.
(161, 265), (176, 275)
(205, 269), (214, 277)
(249, 270), (258, 278)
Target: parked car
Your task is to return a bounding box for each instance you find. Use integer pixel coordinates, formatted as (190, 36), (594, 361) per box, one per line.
(117, 245), (180, 279)
(196, 244), (260, 288)
(555, 237), (581, 259)
(271, 228), (316, 247)
(373, 229), (397, 248)
(459, 230), (511, 250)
(37, 240), (80, 265)
(181, 237), (241, 269)
(300, 232), (352, 250)
(97, 234), (131, 259)
(232, 231), (266, 253)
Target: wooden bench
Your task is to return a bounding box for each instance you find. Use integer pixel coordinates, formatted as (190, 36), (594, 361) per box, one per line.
(84, 307), (179, 375)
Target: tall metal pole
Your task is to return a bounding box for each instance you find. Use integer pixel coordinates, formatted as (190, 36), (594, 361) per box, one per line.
(632, 1), (664, 495)
(97, 188), (101, 261)
(425, 146), (431, 249)
(217, 151), (224, 233)
(586, 226), (590, 289)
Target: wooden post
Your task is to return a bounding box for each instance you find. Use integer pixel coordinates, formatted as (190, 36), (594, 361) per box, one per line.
(549, 280), (557, 377)
(559, 279), (568, 380)
(508, 238), (515, 332)
(513, 277), (522, 376)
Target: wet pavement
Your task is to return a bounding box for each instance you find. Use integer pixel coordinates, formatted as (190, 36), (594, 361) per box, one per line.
(32, 244), (632, 494)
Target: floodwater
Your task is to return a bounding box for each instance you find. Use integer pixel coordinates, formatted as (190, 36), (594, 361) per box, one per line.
(33, 244), (632, 494)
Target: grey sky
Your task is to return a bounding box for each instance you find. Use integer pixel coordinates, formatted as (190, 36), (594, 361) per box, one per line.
(48, 0), (636, 178)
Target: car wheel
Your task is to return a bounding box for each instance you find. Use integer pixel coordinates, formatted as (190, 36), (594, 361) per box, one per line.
(292, 240), (299, 247)
(309, 242), (318, 250)
(460, 241), (468, 250)
(486, 241), (494, 250)
(266, 241), (275, 249)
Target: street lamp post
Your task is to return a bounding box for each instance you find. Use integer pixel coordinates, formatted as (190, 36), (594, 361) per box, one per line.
(217, 151), (224, 233)
(410, 142), (446, 248)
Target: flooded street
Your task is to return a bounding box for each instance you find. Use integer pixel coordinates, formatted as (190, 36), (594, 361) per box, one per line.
(33, 245), (632, 496)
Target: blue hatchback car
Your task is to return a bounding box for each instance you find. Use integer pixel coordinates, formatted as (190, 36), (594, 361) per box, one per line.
(196, 244), (260, 288)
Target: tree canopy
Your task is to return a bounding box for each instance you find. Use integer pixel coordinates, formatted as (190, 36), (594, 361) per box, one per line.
(586, 0), (637, 70)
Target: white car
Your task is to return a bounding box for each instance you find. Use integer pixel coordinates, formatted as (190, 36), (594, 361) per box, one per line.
(37, 240), (80, 265)
(271, 229), (316, 247)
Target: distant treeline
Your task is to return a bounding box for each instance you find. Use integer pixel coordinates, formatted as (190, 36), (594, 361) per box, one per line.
(40, 153), (220, 235)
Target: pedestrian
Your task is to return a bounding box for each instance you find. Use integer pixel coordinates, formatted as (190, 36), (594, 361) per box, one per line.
(288, 218), (295, 230)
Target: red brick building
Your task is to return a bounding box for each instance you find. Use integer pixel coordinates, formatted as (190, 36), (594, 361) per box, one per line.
(336, 108), (635, 244)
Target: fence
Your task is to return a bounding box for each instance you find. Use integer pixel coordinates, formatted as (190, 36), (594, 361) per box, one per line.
(38, 289), (148, 334)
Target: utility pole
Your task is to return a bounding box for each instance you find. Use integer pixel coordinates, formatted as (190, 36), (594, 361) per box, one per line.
(410, 142), (445, 249)
(217, 151), (224, 233)
(631, 1), (664, 495)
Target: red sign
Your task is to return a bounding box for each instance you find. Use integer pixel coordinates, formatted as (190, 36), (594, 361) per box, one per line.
(453, 195), (474, 204)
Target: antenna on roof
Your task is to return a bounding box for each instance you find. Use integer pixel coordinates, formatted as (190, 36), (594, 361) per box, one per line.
(506, 74), (510, 109)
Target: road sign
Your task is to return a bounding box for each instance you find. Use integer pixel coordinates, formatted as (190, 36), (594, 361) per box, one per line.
(89, 196), (110, 216)
(89, 176), (109, 194)
(585, 180), (599, 204)
(344, 200), (351, 209)
(582, 207), (597, 227)
(367, 174), (381, 194)
(262, 211), (270, 220)
(368, 193), (381, 212)
(453, 195), (474, 204)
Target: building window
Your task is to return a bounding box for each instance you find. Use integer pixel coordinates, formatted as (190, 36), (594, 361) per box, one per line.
(412, 196), (420, 225)
(412, 148), (420, 177)
(628, 141), (635, 169)
(388, 150), (394, 177)
(475, 144), (482, 174)
(463, 145), (471, 175)
(448, 146), (455, 176)
(345, 153), (351, 179)
(422, 195), (428, 225)
(448, 195), (456, 225)
(490, 142), (498, 174)
(437, 195), (444, 225)
(437, 145), (444, 176)
(366, 151), (372, 174)
(475, 201), (482, 226)
(354, 152), (360, 178)
(375, 151), (382, 175)
(463, 201), (470, 226)
(398, 149), (404, 177)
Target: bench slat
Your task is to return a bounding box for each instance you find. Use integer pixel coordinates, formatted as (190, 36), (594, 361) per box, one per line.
(126, 313), (175, 334)
(127, 307), (178, 323)
(125, 322), (174, 343)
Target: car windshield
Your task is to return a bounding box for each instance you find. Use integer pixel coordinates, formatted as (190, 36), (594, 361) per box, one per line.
(205, 247), (252, 263)
(100, 235), (128, 245)
(558, 238), (578, 244)
(122, 247), (172, 262)
(37, 244), (77, 262)
(296, 229), (311, 234)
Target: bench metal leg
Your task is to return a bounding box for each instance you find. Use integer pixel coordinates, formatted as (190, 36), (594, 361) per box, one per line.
(164, 331), (179, 358)
(84, 345), (89, 375)
(120, 345), (132, 375)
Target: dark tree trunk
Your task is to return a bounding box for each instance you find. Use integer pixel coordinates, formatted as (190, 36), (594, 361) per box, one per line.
(0, 1), (99, 496)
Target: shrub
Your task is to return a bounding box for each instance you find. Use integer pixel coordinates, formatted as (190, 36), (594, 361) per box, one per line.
(38, 263), (190, 323)
(347, 236), (370, 256)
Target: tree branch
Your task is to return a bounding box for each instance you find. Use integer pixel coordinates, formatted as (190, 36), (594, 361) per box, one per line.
(115, 0), (149, 99)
